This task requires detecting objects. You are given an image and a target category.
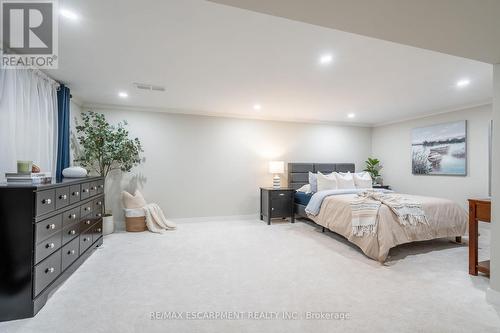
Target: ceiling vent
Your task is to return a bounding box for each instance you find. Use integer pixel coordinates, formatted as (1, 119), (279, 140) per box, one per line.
(133, 82), (166, 92)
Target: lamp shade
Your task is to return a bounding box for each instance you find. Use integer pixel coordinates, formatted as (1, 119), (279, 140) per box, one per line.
(268, 161), (284, 174)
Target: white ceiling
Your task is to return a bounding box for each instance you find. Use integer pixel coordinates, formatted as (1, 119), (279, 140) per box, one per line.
(210, 0), (500, 64)
(48, 0), (493, 126)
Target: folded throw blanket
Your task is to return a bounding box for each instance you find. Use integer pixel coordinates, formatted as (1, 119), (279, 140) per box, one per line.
(351, 190), (428, 236)
(143, 203), (177, 233)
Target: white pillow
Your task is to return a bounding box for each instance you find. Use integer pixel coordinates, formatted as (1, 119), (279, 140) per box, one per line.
(353, 172), (373, 189)
(316, 171), (338, 192)
(62, 166), (87, 178)
(335, 172), (356, 189)
(296, 184), (312, 193)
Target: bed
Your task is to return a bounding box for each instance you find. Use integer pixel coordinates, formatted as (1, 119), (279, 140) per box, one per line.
(288, 163), (468, 262)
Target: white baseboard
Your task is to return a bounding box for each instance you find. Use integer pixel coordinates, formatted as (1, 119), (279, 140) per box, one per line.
(171, 214), (259, 223)
(486, 287), (500, 307)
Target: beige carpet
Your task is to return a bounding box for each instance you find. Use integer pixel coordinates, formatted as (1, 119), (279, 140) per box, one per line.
(1, 218), (499, 333)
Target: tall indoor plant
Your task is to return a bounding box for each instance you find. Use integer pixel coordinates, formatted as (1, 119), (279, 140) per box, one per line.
(75, 111), (143, 234)
(363, 157), (383, 185)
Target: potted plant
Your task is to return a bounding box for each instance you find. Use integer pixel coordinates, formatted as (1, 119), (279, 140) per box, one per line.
(75, 111), (143, 235)
(363, 157), (383, 185)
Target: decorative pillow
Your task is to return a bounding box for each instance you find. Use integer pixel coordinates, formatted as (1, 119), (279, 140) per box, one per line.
(335, 172), (356, 189)
(122, 190), (147, 209)
(308, 172), (318, 193)
(62, 166), (87, 178)
(296, 184), (312, 193)
(317, 171), (338, 192)
(353, 172), (373, 189)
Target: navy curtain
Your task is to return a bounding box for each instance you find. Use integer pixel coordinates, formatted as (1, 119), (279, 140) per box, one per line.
(56, 84), (71, 180)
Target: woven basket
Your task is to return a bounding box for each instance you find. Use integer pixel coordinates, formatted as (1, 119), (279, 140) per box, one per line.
(125, 216), (147, 232)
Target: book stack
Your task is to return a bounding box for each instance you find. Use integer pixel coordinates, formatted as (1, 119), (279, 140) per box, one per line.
(5, 172), (52, 184)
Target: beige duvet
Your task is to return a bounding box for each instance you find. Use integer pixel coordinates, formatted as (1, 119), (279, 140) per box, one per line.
(307, 194), (467, 262)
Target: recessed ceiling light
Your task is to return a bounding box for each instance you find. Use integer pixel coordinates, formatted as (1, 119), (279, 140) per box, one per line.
(118, 92), (128, 98)
(456, 79), (470, 88)
(319, 54), (333, 65)
(60, 9), (79, 20)
(347, 113), (355, 119)
(253, 104), (262, 111)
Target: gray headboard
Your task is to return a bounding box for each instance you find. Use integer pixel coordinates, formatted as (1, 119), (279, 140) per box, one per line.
(287, 163), (355, 190)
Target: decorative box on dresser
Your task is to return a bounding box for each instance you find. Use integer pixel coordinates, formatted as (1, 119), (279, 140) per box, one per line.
(0, 176), (105, 322)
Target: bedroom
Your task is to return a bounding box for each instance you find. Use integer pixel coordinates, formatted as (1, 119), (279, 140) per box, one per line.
(0, 0), (499, 332)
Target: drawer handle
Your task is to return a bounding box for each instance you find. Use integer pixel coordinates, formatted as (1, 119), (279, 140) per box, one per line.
(82, 189), (89, 193)
(69, 230), (76, 235)
(83, 237), (90, 242)
(68, 250), (75, 255)
(99, 184), (104, 188)
(42, 198), (52, 205)
(85, 220), (91, 225)
(97, 228), (102, 233)
(97, 201), (102, 205)
(279, 193), (285, 196)
(59, 194), (68, 200)
(45, 267), (55, 274)
(96, 213), (102, 217)
(46, 242), (55, 249)
(47, 223), (56, 230)
(91, 186), (97, 190)
(85, 207), (91, 211)
(69, 213), (76, 219)
(72, 191), (80, 196)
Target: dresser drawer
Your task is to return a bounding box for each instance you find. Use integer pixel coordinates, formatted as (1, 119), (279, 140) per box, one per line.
(92, 220), (103, 243)
(34, 249), (62, 297)
(270, 191), (293, 199)
(69, 184), (81, 204)
(93, 198), (104, 217)
(80, 202), (93, 217)
(55, 186), (70, 210)
(97, 180), (104, 194)
(35, 232), (62, 264)
(36, 214), (62, 244)
(62, 237), (80, 271)
(89, 181), (98, 197)
(80, 230), (93, 253)
(80, 217), (94, 232)
(63, 207), (80, 225)
(62, 221), (80, 245)
(80, 182), (91, 199)
(36, 189), (56, 216)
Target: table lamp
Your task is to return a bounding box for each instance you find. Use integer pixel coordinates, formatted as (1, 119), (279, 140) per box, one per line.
(268, 161), (284, 189)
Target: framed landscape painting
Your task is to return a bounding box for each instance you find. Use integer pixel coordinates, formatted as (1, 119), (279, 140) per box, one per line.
(411, 120), (467, 176)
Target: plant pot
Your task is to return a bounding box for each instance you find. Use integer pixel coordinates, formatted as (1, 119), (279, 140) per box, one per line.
(102, 215), (114, 235)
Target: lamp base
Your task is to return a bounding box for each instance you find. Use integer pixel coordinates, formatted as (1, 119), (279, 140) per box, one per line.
(273, 175), (281, 189)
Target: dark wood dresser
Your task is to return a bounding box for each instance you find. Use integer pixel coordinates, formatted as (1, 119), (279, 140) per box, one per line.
(468, 198), (491, 276)
(0, 177), (105, 322)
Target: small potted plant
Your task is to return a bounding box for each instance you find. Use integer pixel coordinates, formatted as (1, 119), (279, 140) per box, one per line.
(75, 111), (143, 235)
(363, 157), (383, 185)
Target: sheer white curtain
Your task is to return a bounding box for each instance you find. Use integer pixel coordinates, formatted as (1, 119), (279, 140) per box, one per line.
(0, 69), (58, 178)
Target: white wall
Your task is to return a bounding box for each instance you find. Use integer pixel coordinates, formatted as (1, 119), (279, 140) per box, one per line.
(77, 108), (372, 223)
(372, 104), (492, 207)
(489, 65), (500, 298)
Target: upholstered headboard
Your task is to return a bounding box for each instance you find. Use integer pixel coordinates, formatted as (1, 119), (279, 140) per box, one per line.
(287, 163), (355, 190)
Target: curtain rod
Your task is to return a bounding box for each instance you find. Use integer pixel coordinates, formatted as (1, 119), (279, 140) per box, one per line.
(31, 68), (60, 89)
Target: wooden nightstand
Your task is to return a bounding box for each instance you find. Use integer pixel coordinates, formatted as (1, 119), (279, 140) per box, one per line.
(373, 185), (391, 190)
(260, 188), (295, 225)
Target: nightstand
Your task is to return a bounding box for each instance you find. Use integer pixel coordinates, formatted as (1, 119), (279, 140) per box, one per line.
(260, 188), (295, 225)
(373, 185), (391, 190)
